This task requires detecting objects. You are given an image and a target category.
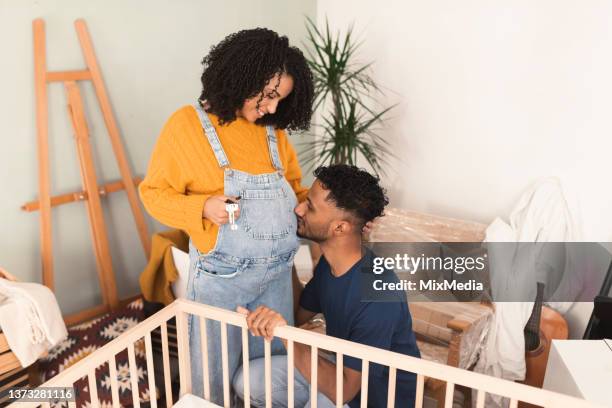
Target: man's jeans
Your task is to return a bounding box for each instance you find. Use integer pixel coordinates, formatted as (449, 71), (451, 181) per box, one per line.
(233, 355), (349, 408)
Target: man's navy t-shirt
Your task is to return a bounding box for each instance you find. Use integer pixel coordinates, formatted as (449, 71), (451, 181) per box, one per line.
(299, 251), (420, 408)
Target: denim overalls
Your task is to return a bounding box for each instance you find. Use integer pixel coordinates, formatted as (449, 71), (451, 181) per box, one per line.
(186, 104), (299, 404)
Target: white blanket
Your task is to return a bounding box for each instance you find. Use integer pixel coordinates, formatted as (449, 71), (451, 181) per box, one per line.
(476, 178), (580, 408)
(0, 278), (67, 367)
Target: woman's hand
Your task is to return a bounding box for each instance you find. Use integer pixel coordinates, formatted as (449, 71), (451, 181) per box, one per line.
(202, 195), (241, 225)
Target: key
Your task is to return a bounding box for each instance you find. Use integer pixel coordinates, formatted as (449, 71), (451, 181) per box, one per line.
(225, 201), (239, 230)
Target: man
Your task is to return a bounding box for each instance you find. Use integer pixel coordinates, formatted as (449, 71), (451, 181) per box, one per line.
(233, 164), (420, 408)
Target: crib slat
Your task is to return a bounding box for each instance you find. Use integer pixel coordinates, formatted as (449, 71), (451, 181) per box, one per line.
(336, 353), (343, 408)
(13, 403), (41, 408)
(360, 361), (369, 408)
(161, 321), (173, 407)
(265, 339), (272, 408)
(145, 332), (158, 408)
(128, 343), (141, 408)
(287, 340), (294, 408)
(176, 311), (192, 395)
(444, 382), (455, 407)
(476, 390), (486, 408)
(88, 370), (100, 408)
(221, 321), (230, 408)
(509, 399), (518, 408)
(240, 327), (250, 408)
(415, 374), (424, 408)
(386, 367), (396, 408)
(310, 345), (318, 408)
(34, 299), (597, 408)
(108, 356), (120, 406)
(200, 316), (211, 400)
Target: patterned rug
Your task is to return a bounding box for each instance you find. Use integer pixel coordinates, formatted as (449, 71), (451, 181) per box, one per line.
(39, 298), (153, 407)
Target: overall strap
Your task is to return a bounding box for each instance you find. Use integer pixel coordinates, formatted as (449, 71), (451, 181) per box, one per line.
(193, 104), (230, 168)
(265, 125), (283, 171)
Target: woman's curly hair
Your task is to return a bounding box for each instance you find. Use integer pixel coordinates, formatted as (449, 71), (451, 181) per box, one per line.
(314, 164), (389, 227)
(199, 28), (314, 131)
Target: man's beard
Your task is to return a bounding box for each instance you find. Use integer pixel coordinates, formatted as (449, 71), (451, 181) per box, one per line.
(297, 219), (327, 243)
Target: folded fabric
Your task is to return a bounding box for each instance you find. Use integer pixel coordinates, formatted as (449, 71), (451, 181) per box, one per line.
(139, 229), (189, 305)
(0, 276), (67, 367)
(476, 177), (579, 408)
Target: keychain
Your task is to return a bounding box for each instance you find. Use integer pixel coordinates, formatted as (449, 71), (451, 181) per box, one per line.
(225, 197), (240, 230)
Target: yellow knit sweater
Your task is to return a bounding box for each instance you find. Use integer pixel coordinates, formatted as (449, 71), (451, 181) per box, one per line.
(139, 105), (308, 253)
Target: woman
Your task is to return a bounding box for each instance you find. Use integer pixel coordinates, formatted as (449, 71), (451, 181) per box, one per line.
(139, 28), (314, 403)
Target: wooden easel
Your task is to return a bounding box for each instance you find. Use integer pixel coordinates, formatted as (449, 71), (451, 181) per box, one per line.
(25, 19), (152, 325)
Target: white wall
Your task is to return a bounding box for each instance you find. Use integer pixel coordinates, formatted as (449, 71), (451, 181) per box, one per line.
(317, 0), (612, 337)
(0, 0), (316, 314)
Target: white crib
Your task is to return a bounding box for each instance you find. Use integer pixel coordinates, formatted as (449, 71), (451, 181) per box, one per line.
(9, 299), (604, 408)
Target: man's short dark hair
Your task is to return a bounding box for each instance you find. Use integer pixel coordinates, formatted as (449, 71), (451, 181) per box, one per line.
(314, 164), (389, 227)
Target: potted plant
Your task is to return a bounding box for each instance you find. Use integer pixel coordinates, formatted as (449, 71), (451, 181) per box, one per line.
(298, 18), (396, 266)
(300, 17), (395, 176)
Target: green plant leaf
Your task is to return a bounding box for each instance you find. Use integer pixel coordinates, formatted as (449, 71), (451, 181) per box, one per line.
(301, 16), (398, 175)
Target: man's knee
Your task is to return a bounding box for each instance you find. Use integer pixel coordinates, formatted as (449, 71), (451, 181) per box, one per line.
(232, 358), (267, 406)
(232, 365), (246, 400)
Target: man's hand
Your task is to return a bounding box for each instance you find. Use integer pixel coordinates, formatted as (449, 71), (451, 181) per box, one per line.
(203, 195), (241, 225)
(299, 319), (325, 334)
(237, 306), (287, 342)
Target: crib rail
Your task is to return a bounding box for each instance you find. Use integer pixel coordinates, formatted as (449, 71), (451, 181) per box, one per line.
(9, 299), (604, 408)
